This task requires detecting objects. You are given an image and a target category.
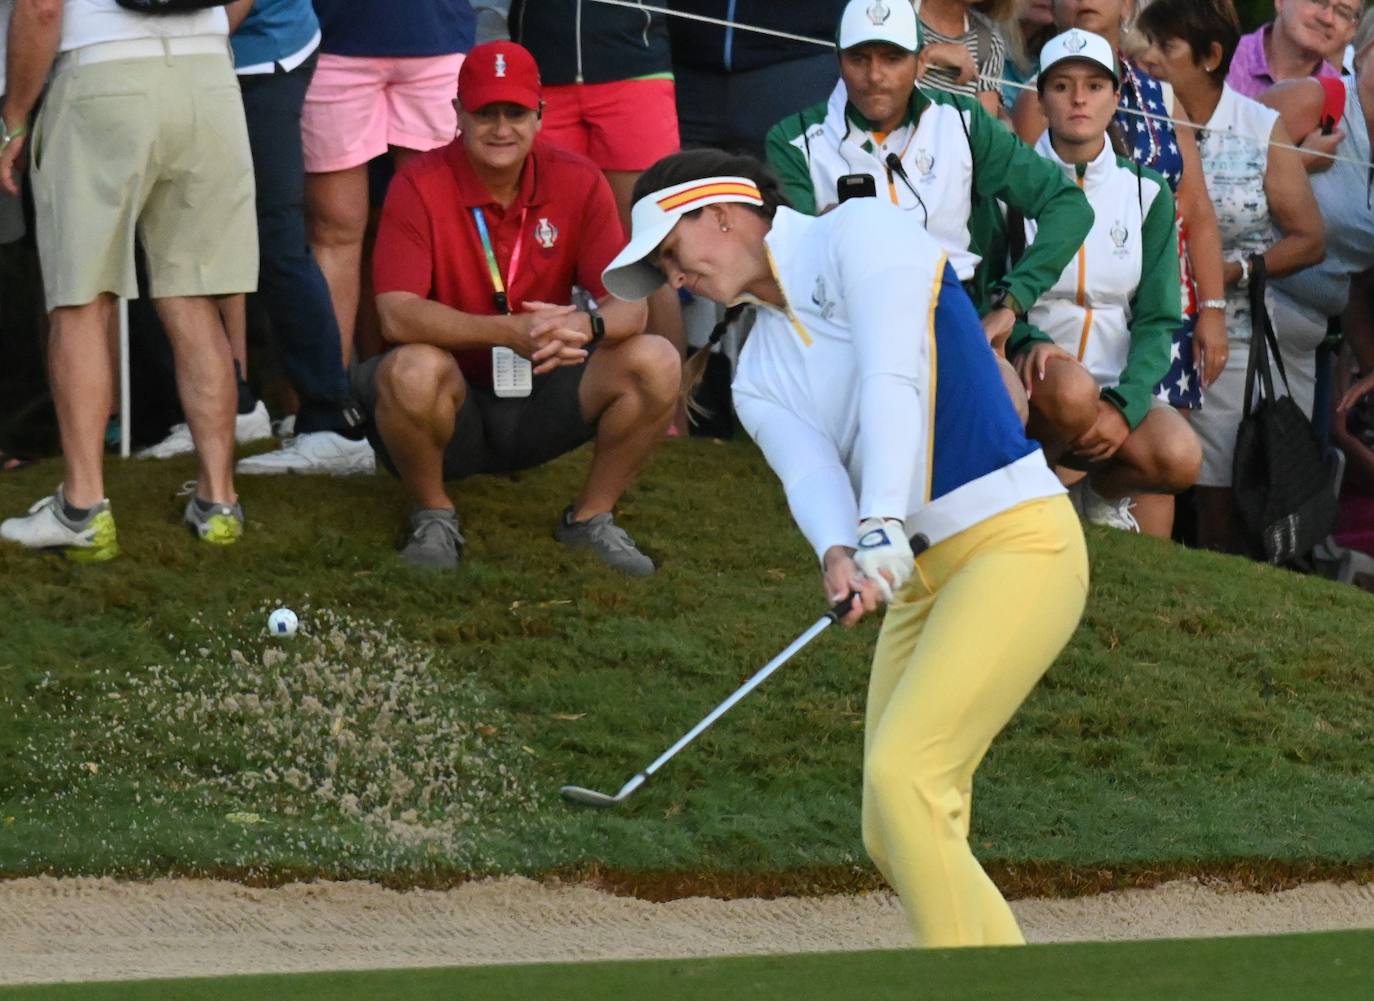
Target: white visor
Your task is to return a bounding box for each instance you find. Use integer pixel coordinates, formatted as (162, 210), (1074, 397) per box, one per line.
(602, 176), (765, 301)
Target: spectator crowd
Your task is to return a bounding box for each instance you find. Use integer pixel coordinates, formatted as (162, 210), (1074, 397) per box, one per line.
(1, 0), (1373, 582)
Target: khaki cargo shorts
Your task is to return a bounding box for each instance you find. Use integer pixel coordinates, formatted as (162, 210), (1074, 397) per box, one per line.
(30, 40), (258, 311)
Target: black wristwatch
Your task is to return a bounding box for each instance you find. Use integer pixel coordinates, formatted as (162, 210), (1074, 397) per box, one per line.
(988, 286), (1025, 319)
(588, 311), (606, 346)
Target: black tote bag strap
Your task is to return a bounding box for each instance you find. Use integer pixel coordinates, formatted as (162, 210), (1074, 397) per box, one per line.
(1251, 254), (1295, 397)
(1243, 255), (1277, 417)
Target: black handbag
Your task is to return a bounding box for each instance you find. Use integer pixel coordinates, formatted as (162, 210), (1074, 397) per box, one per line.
(114, 0), (231, 13)
(1231, 256), (1339, 565)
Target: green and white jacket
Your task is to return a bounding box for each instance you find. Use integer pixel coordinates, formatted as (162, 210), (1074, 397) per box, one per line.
(764, 82), (1091, 316)
(1024, 134), (1181, 430)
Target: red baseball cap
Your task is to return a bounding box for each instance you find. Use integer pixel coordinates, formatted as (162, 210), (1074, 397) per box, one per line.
(458, 41), (542, 112)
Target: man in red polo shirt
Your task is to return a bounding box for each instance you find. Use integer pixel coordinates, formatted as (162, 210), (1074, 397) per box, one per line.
(355, 41), (680, 572)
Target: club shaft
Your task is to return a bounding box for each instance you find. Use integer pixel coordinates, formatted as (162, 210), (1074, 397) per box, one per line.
(641, 613), (836, 780)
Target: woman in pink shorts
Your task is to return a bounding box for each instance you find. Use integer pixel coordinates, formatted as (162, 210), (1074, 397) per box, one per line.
(304, 0), (474, 364)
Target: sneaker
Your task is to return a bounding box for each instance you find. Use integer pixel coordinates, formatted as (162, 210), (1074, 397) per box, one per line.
(554, 506), (655, 576)
(0, 489), (119, 561)
(136, 402), (273, 459)
(183, 494), (244, 546)
(400, 508), (464, 569)
(235, 400), (273, 444)
(1082, 487), (1140, 533)
(236, 431), (375, 476)
(136, 424), (194, 460)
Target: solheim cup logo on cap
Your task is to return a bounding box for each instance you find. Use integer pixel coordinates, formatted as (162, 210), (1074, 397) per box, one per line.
(867, 1), (891, 25)
(495, 52), (508, 78)
(535, 217), (559, 249)
(1065, 30), (1087, 52)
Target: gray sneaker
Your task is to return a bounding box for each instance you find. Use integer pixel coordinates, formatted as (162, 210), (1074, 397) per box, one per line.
(400, 507), (464, 569)
(182, 495), (245, 546)
(554, 506), (655, 576)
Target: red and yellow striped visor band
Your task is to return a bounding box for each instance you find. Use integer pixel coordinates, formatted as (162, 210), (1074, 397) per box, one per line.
(656, 180), (764, 213)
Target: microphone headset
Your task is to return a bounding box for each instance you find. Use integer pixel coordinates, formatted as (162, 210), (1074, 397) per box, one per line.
(885, 152), (930, 227)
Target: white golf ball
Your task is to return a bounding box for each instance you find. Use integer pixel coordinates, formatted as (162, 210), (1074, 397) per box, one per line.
(267, 607), (299, 638)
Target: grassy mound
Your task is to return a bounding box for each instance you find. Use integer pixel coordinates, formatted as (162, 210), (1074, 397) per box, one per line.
(1, 438), (1372, 892)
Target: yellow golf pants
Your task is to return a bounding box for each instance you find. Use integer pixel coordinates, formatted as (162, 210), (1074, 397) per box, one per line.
(862, 494), (1088, 948)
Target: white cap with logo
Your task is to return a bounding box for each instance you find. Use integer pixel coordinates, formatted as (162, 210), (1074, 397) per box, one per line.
(1038, 28), (1119, 87)
(837, 0), (920, 53)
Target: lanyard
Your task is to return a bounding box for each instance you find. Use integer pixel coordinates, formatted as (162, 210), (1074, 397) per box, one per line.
(470, 206), (527, 315)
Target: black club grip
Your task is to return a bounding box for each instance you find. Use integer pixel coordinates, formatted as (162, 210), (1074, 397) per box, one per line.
(825, 533), (931, 621)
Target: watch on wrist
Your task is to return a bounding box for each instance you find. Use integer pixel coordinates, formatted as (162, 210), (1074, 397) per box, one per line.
(588, 311), (606, 346)
(989, 286), (1024, 318)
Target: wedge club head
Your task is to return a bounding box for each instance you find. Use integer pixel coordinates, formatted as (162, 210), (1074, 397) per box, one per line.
(560, 773), (646, 809)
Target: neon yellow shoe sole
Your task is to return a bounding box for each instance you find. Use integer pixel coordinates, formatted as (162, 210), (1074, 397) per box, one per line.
(62, 510), (119, 562)
(196, 512), (244, 546)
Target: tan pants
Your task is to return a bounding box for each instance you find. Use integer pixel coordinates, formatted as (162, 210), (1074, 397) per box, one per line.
(862, 494), (1089, 947)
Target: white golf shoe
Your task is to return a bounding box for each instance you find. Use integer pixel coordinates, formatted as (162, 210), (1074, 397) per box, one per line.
(0, 490), (119, 561)
(136, 401), (273, 459)
(236, 430), (375, 476)
(1081, 487), (1140, 533)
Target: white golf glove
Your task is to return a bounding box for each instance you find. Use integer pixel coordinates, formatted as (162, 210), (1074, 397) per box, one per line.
(853, 517), (914, 602)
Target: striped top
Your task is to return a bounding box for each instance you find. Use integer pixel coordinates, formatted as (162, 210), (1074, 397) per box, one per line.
(918, 11), (1006, 98)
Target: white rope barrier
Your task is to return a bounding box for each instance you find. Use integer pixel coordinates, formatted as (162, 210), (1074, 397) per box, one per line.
(587, 0), (1369, 168)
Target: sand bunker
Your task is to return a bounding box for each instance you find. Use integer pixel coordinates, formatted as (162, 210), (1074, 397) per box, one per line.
(4, 876), (1374, 984)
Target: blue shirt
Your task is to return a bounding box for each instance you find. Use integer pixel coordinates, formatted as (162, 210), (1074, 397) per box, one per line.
(315, 0), (475, 58)
(231, 0), (318, 69)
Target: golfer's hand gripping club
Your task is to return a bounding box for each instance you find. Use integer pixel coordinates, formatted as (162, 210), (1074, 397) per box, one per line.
(560, 534), (930, 808)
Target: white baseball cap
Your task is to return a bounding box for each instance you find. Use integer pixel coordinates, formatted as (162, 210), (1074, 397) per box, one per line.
(837, 0), (919, 53)
(602, 176), (766, 300)
(1038, 28), (1119, 87)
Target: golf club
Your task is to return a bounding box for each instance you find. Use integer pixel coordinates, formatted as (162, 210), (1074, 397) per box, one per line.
(561, 533), (931, 808)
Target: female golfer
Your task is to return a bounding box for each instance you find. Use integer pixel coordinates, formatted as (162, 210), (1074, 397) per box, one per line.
(1013, 29), (1202, 523)
(601, 150), (1089, 948)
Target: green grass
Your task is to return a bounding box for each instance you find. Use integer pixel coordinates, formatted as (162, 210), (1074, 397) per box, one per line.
(3, 930), (1372, 1001)
(2, 437), (1373, 887)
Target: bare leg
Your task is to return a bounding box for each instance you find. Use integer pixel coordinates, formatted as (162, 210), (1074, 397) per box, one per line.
(1023, 357), (1099, 464)
(573, 334), (681, 518)
(373, 344), (464, 511)
(218, 294), (248, 375)
(1090, 406), (1201, 499)
(305, 164), (369, 366)
(154, 296), (238, 505)
(607, 169), (689, 433)
(996, 357), (1030, 426)
(1129, 494), (1175, 539)
(49, 295), (117, 507)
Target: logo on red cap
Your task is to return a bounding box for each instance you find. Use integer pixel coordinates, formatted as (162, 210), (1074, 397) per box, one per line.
(458, 41), (542, 112)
